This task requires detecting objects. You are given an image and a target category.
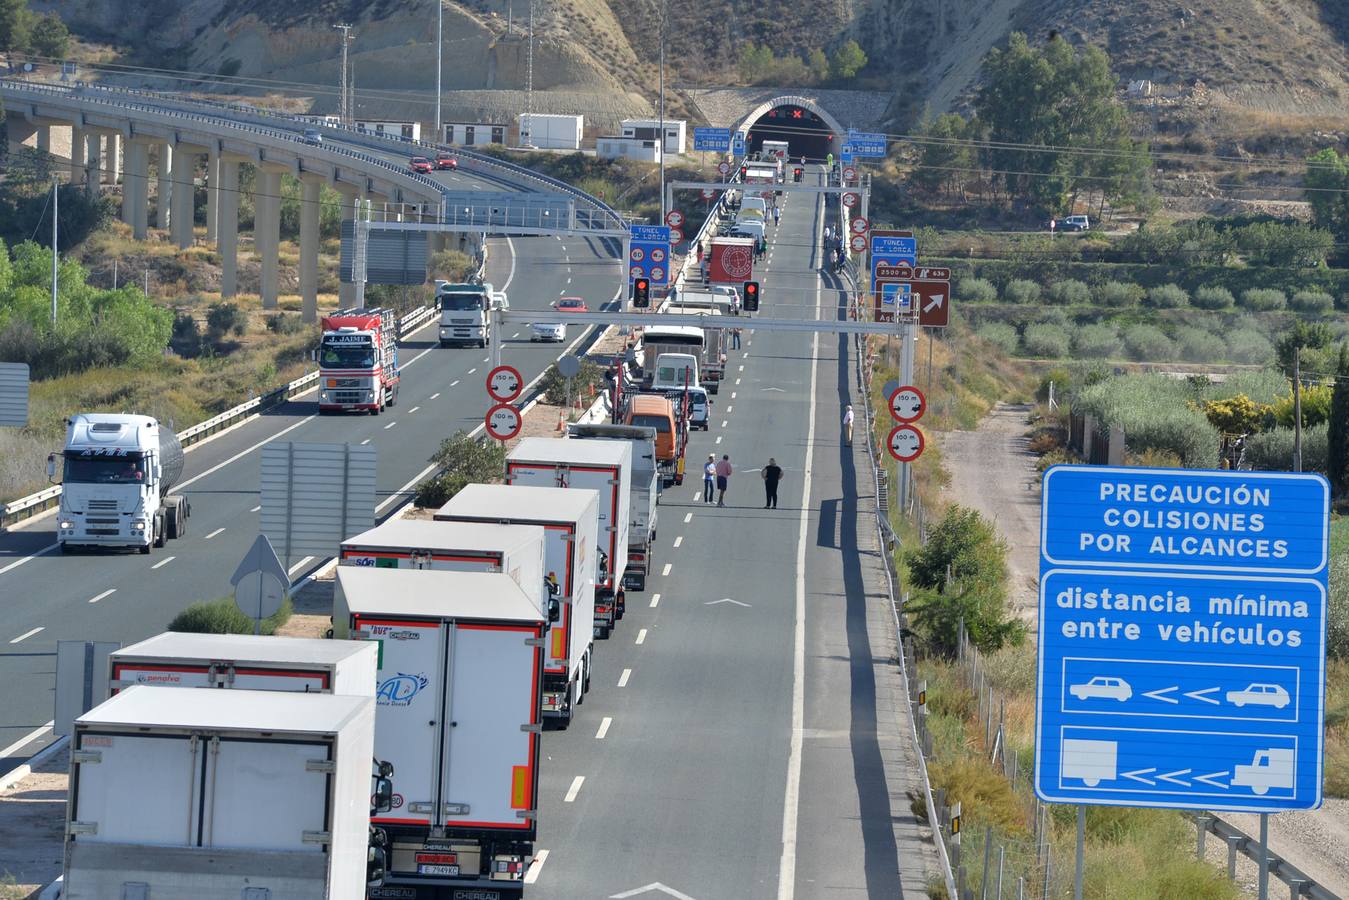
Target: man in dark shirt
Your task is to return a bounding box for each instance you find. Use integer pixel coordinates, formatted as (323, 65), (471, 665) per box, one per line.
(762, 457), (783, 509)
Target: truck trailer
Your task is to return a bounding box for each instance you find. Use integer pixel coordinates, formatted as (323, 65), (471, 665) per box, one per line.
(52, 413), (189, 554)
(62, 686), (376, 900)
(335, 567), (546, 900)
(318, 307), (401, 414)
(567, 423), (660, 593)
(435, 484), (599, 728)
(506, 437), (631, 637)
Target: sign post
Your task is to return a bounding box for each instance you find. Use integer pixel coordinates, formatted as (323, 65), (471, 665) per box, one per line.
(231, 534), (289, 635)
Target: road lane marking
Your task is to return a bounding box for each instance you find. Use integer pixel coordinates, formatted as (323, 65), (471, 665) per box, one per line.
(735, 378), (741, 385)
(564, 776), (584, 802)
(0, 722), (54, 761)
(738, 365), (744, 372)
(524, 849), (549, 884)
(502, 237), (518, 293)
(408, 406), (420, 414)
(618, 668), (631, 687)
(721, 420), (728, 428)
(204, 528), (225, 539)
(661, 563), (672, 576)
(151, 556), (176, 570)
(384, 421), (397, 430)
(595, 717), (612, 740)
(360, 439), (371, 445)
(450, 380), (460, 387)
(635, 628), (647, 645)
(467, 368), (477, 374)
(672, 536), (683, 548)
(731, 392), (737, 399)
(250, 505), (261, 512)
(10, 627), (43, 644)
(429, 392), (441, 400)
(650, 593), (661, 608)
(88, 589), (115, 604)
(683, 513), (692, 523)
(726, 405), (733, 412)
(715, 436), (722, 444)
(287, 556), (315, 575)
(482, 357), (490, 363)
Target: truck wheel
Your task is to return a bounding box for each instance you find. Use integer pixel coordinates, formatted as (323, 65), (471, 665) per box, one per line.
(140, 541), (150, 555)
(153, 514), (166, 548)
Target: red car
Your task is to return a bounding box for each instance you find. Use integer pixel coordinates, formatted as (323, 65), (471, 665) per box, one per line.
(554, 297), (588, 313)
(409, 157), (433, 174)
(435, 152), (458, 170)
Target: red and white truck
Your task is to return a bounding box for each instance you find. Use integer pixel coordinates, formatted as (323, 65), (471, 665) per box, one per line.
(506, 437), (631, 638)
(336, 567), (545, 900)
(318, 307), (401, 415)
(435, 483), (599, 729)
(708, 235), (756, 285)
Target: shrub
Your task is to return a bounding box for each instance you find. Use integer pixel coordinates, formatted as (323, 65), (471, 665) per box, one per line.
(1021, 324), (1070, 358)
(1145, 283), (1189, 309)
(170, 313), (203, 358)
(414, 430), (507, 508)
(1244, 423), (1328, 475)
(1047, 279), (1091, 306)
(1226, 329), (1276, 365)
(1072, 323), (1120, 359)
(266, 313), (308, 335)
(1174, 326), (1225, 362)
(206, 302), (247, 338)
(1036, 307), (1070, 328)
(1331, 554), (1349, 658)
(1191, 286), (1235, 310)
(1002, 279), (1041, 304)
(1074, 374), (1220, 467)
(1240, 287), (1286, 311)
(169, 596), (292, 635)
(1093, 281), (1143, 308)
(1290, 290), (1335, 314)
(1122, 324), (1176, 361)
(976, 323), (1018, 354)
(958, 277), (998, 303)
(539, 357), (603, 404)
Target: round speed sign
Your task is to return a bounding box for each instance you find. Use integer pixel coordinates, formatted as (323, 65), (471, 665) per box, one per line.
(485, 403), (522, 441)
(887, 424), (925, 463)
(701, 188), (716, 199)
(486, 365), (523, 403)
(888, 384), (926, 423)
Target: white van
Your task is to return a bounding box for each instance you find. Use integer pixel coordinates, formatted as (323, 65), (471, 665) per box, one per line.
(652, 353), (700, 391)
(740, 197), (768, 218)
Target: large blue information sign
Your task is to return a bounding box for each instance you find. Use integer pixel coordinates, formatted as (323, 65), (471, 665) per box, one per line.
(1037, 466), (1329, 812)
(693, 127), (731, 152)
(869, 233), (917, 292)
(629, 224), (671, 287)
(847, 130), (888, 157)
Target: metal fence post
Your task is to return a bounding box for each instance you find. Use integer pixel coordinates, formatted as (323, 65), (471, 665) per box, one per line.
(1196, 815), (1210, 859)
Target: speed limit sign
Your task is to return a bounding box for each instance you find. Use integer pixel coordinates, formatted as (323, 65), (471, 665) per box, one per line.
(630, 246), (645, 262)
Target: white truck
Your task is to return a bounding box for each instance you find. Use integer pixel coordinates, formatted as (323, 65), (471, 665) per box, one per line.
(568, 423), (660, 593)
(435, 484), (599, 728)
(109, 632), (377, 695)
(335, 567), (546, 900)
(51, 413), (190, 554)
(642, 318), (726, 393)
(437, 281), (506, 348)
(63, 686), (376, 900)
(506, 437), (631, 638)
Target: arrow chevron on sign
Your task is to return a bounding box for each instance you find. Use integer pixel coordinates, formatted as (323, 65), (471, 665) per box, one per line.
(1194, 771), (1230, 789)
(1121, 768), (1157, 785)
(1157, 769), (1192, 786)
(1184, 687), (1221, 704)
(1142, 686), (1179, 704)
(922, 294), (945, 313)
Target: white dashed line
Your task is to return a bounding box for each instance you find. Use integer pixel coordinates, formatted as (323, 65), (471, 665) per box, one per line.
(450, 380), (460, 387)
(384, 421), (397, 430)
(738, 365), (745, 372)
(512, 332), (520, 339)
(524, 850), (549, 884)
(151, 556), (176, 570)
(88, 589), (115, 604)
(618, 668), (631, 687)
(683, 513), (692, 524)
(595, 717), (612, 739)
(716, 436), (723, 444)
(650, 592), (661, 608)
(250, 505), (262, 512)
(735, 378), (742, 385)
(731, 392), (737, 399)
(726, 406), (733, 413)
(721, 420), (728, 428)
(204, 528), (225, 539)
(408, 406), (420, 414)
(662, 563), (672, 576)
(636, 628), (647, 645)
(564, 776), (585, 802)
(467, 368), (477, 375)
(360, 438), (371, 445)
(673, 536), (683, 549)
(10, 627), (43, 644)
(430, 392), (441, 400)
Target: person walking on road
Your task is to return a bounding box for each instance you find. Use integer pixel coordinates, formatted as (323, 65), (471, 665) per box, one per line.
(731, 327), (742, 350)
(703, 454), (716, 504)
(762, 458), (783, 509)
(772, 205), (780, 226)
(715, 454), (733, 506)
(843, 404), (855, 446)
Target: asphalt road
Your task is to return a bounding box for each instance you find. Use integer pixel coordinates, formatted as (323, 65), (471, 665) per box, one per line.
(0, 230), (621, 766)
(528, 177), (934, 898)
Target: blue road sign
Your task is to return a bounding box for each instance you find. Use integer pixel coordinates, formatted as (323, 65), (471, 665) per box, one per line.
(693, 127), (732, 152)
(629, 225), (672, 286)
(869, 234), (918, 291)
(847, 130), (888, 157)
(1036, 466), (1329, 812)
(840, 146), (855, 165)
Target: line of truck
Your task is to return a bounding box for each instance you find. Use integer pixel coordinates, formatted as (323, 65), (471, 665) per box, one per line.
(52, 426), (669, 900)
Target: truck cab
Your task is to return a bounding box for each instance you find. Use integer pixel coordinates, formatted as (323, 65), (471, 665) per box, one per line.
(437, 280), (504, 347)
(626, 394), (685, 487)
(318, 308), (400, 414)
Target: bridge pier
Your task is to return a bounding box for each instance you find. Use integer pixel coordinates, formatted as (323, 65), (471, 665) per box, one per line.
(122, 140), (150, 237)
(255, 167), (284, 309)
(36, 124), (50, 154)
(155, 143), (172, 230)
(299, 175), (323, 323)
(70, 126), (88, 187)
(205, 151), (220, 243)
(218, 159), (241, 299)
(103, 134), (120, 185)
(170, 145), (197, 249)
(85, 133), (102, 194)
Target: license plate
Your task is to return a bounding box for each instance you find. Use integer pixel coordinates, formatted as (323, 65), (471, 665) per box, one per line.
(418, 864), (460, 876)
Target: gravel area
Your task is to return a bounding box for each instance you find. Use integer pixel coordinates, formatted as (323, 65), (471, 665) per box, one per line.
(0, 746), (68, 897)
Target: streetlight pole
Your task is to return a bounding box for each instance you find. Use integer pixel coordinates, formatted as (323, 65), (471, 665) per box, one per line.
(434, 0), (443, 141)
(658, 0), (666, 223)
(50, 177), (58, 326)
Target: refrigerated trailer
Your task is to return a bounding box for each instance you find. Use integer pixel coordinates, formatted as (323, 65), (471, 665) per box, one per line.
(435, 483), (598, 728)
(109, 632), (377, 695)
(567, 423), (660, 593)
(335, 566), (546, 900)
(506, 437), (631, 638)
(62, 686), (375, 900)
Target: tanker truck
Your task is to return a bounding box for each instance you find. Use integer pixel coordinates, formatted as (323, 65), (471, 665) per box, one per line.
(49, 413), (190, 554)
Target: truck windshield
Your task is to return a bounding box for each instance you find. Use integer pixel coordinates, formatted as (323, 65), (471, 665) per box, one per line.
(440, 292), (485, 312)
(319, 340), (376, 369)
(63, 454), (148, 484)
(630, 414), (671, 434)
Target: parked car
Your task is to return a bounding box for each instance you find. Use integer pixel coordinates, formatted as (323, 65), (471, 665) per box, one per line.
(530, 322), (567, 343)
(409, 157), (433, 173)
(554, 297), (588, 313)
(1062, 214), (1090, 232)
(1069, 676), (1132, 701)
(302, 128), (322, 145)
(435, 152), (458, 170)
(1226, 683), (1290, 709)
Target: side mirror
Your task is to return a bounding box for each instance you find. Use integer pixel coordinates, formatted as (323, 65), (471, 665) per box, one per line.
(366, 844), (388, 886)
(378, 760), (395, 779)
(548, 598), (560, 623)
(372, 776), (394, 814)
(46, 453), (56, 481)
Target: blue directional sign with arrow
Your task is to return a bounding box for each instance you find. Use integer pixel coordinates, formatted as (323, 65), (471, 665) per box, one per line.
(1036, 466), (1329, 812)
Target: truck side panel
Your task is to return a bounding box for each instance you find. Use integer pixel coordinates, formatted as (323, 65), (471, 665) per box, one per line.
(205, 740), (329, 850)
(73, 732), (198, 846)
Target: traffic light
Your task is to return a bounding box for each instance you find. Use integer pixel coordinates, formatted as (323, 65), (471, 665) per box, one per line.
(743, 281), (760, 312)
(632, 277), (650, 308)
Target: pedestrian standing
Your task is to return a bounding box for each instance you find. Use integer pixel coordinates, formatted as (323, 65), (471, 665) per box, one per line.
(762, 458), (783, 509)
(715, 454), (733, 507)
(772, 205), (780, 226)
(702, 454), (716, 504)
(731, 327), (742, 350)
(843, 404), (855, 446)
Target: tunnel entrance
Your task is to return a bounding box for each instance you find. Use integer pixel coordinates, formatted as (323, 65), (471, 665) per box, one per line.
(745, 104), (837, 163)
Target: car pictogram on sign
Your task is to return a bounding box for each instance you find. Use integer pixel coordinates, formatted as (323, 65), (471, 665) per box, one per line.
(888, 385), (926, 423)
(887, 424), (924, 462)
(651, 248), (666, 264)
(485, 403), (522, 441)
(486, 365), (523, 403)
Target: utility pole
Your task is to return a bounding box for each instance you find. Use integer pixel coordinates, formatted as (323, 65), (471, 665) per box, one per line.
(658, 0), (666, 222)
(50, 177), (58, 326)
(1294, 346), (1303, 473)
(524, 0), (535, 147)
(434, 0), (443, 141)
(334, 24), (354, 124)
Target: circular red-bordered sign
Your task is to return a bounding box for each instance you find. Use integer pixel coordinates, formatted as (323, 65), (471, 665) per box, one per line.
(850, 216), (869, 235)
(486, 365), (523, 403)
(717, 161), (731, 175)
(721, 244), (754, 280)
(701, 188), (716, 199)
(629, 265), (644, 280)
(842, 191), (860, 208)
(843, 165), (857, 181)
(651, 247), (667, 264)
(850, 234), (867, 253)
(650, 266), (666, 282)
(669, 227), (685, 244)
(665, 210), (685, 228)
(629, 246), (645, 263)
(485, 403), (522, 441)
(888, 384), (926, 423)
(887, 425), (925, 462)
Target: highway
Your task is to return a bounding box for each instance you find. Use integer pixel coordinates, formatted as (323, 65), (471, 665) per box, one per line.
(0, 230), (621, 766)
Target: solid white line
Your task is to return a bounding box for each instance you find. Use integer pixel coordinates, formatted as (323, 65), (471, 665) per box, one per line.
(10, 627), (43, 644)
(88, 589), (115, 604)
(502, 237), (519, 293)
(777, 196), (824, 900)
(683, 513), (692, 524)
(429, 392), (441, 400)
(384, 421), (397, 430)
(523, 849), (549, 884)
(250, 505), (262, 512)
(150, 556), (176, 570)
(672, 536), (683, 548)
(595, 717), (612, 739)
(450, 380), (460, 387)
(564, 775), (584, 802)
(287, 556), (314, 575)
(650, 592), (661, 608)
(204, 528), (225, 539)
(360, 439), (371, 445)
(635, 628), (648, 645)
(661, 563), (672, 576)
(408, 406), (420, 413)
(618, 668), (631, 687)
(0, 722), (54, 761)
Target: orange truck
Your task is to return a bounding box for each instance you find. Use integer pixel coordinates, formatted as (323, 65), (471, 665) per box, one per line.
(625, 393), (687, 487)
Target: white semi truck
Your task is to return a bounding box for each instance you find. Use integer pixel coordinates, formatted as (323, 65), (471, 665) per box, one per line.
(435, 484), (599, 728)
(51, 413), (190, 554)
(336, 566), (546, 900)
(62, 686), (377, 900)
(506, 437), (631, 638)
(568, 423), (660, 593)
(437, 281), (507, 348)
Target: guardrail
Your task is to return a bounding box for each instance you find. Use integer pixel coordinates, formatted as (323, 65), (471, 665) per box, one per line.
(1, 304), (433, 530)
(1184, 812), (1336, 900)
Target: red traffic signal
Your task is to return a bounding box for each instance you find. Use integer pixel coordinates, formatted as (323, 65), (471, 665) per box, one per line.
(633, 278), (650, 308)
(742, 280), (760, 312)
